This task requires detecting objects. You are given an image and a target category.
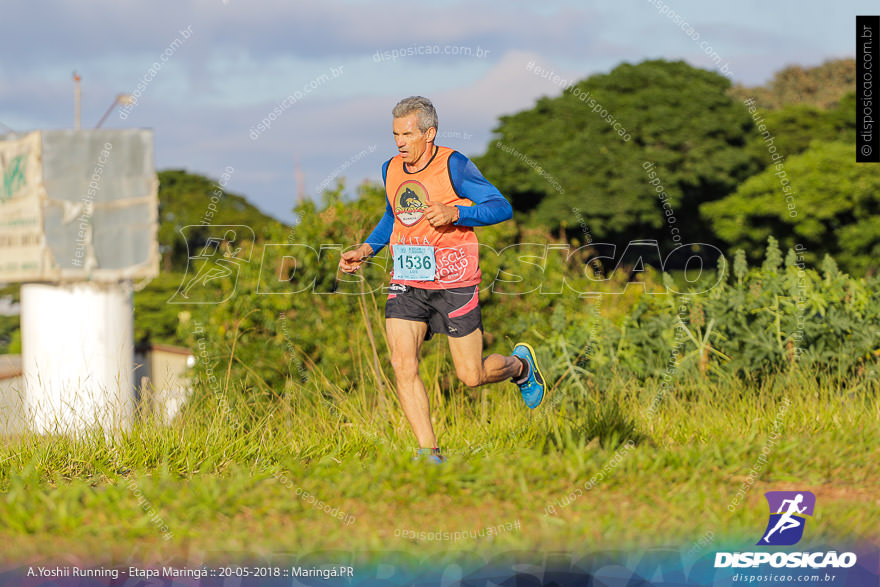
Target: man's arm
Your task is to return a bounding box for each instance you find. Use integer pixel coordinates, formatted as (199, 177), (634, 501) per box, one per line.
(447, 151), (513, 226)
(364, 200), (394, 255)
(365, 158), (395, 254)
(339, 161), (393, 274)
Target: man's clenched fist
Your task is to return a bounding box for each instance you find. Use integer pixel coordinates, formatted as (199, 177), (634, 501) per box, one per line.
(339, 244), (374, 274)
(424, 201), (460, 227)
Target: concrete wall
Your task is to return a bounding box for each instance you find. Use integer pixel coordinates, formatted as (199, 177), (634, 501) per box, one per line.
(134, 345), (194, 424)
(0, 355), (25, 436)
(1, 344), (193, 435)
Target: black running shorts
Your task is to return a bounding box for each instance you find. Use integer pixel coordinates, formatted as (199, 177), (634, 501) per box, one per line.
(385, 283), (483, 340)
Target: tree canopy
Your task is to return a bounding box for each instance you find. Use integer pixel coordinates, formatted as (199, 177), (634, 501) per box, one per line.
(473, 59), (761, 246)
(729, 58), (855, 110)
(701, 141), (880, 273)
(157, 169), (282, 270)
(741, 92), (855, 162)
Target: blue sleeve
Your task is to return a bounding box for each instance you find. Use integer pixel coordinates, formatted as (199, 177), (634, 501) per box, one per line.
(448, 151), (513, 227)
(365, 201), (393, 255)
(364, 159), (394, 255)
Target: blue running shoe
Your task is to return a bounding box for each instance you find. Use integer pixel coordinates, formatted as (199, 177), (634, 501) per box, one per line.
(512, 342), (545, 409)
(414, 448), (447, 464)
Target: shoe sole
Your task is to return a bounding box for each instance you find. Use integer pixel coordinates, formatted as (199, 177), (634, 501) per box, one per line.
(515, 341), (546, 408)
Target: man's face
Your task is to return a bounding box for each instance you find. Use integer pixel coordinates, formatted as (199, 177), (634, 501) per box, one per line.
(393, 113), (434, 165)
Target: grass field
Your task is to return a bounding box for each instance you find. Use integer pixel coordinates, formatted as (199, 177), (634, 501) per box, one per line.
(1, 346), (878, 570)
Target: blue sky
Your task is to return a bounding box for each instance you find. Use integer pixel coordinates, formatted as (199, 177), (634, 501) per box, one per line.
(0, 0), (868, 224)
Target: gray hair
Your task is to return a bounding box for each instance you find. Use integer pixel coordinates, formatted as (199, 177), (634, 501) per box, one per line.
(392, 96), (438, 133)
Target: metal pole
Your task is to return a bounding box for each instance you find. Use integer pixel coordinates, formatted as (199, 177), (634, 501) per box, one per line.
(95, 100), (117, 129)
(73, 72), (81, 130)
(95, 94), (133, 129)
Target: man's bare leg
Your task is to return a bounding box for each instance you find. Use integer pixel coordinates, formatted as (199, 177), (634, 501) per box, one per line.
(447, 329), (523, 387)
(386, 318), (436, 448)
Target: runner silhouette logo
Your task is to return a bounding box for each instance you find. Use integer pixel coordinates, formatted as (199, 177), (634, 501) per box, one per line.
(758, 491), (816, 546)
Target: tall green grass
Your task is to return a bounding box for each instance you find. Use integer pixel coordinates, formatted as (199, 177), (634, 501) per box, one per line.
(1, 267), (878, 563)
(1, 329), (877, 563)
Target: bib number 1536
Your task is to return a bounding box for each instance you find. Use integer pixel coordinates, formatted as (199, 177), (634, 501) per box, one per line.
(393, 245), (436, 281)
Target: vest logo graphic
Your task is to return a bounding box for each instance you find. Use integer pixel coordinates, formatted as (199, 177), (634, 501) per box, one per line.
(758, 491), (815, 546)
(393, 180), (429, 226)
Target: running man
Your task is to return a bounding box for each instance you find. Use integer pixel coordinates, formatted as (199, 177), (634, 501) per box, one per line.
(762, 493), (807, 543)
(338, 96), (545, 463)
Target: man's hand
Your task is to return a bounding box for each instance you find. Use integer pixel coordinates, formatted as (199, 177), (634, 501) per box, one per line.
(425, 201), (460, 227)
(339, 244), (373, 274)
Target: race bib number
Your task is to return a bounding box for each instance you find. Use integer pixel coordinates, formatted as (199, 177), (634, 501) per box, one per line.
(393, 245), (436, 281)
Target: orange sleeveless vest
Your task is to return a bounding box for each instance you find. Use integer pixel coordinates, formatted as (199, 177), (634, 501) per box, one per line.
(385, 146), (481, 289)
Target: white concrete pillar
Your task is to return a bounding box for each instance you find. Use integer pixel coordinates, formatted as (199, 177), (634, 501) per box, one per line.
(20, 281), (134, 433)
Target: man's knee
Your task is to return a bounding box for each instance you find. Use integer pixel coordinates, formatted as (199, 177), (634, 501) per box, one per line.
(457, 369), (483, 388)
(391, 354), (420, 380)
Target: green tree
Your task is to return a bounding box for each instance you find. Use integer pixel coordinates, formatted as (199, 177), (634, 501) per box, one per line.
(157, 169), (282, 270)
(743, 92), (855, 161)
(729, 58), (855, 110)
(128, 169), (284, 346)
(700, 141), (880, 274)
(473, 59), (761, 247)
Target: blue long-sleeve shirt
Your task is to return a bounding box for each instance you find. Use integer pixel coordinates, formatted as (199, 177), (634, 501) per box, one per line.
(364, 151), (512, 255)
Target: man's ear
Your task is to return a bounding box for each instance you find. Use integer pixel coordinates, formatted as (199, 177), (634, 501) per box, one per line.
(425, 127), (437, 142)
